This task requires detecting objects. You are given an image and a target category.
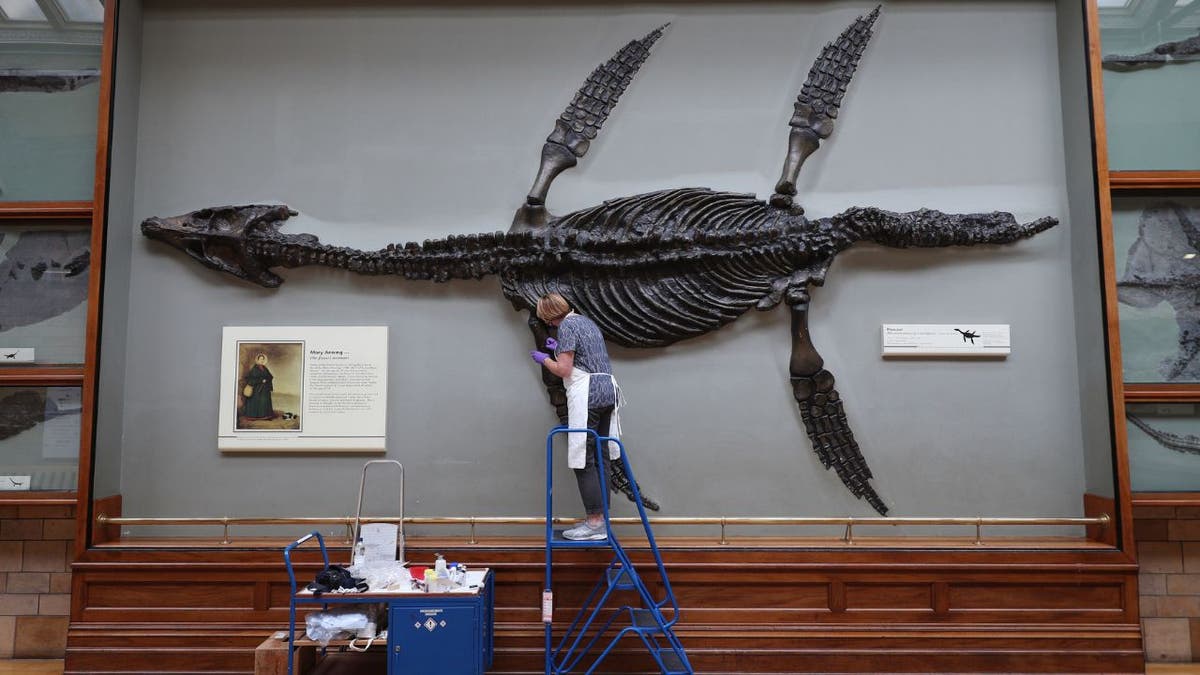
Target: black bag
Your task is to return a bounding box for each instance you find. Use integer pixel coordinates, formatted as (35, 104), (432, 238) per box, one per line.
(306, 565), (368, 596)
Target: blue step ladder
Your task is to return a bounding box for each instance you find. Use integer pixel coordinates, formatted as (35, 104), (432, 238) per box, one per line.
(543, 426), (694, 675)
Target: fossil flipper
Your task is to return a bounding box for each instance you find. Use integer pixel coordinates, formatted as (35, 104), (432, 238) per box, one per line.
(514, 25), (667, 229)
(786, 294), (886, 514)
(772, 7), (880, 209)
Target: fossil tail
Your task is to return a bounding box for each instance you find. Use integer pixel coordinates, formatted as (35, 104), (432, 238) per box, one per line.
(833, 206), (1057, 249)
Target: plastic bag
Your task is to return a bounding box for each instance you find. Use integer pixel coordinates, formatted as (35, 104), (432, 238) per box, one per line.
(354, 562), (411, 592)
(304, 604), (380, 646)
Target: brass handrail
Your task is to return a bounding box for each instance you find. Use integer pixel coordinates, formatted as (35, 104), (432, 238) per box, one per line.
(96, 513), (1109, 546)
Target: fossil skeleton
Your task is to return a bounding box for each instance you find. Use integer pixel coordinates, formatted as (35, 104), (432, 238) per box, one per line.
(140, 8), (1057, 515)
(1103, 29), (1200, 71)
(1116, 201), (1200, 381)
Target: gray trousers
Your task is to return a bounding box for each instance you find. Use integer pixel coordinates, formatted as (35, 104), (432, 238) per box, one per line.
(575, 405), (614, 515)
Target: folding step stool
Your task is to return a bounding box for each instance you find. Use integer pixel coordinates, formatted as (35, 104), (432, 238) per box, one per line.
(543, 426), (694, 675)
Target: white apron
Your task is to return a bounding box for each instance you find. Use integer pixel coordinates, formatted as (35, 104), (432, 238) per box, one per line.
(563, 366), (622, 470)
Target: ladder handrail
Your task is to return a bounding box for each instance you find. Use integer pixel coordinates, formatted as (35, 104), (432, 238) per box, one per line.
(351, 459), (405, 566)
(284, 530), (329, 597)
(609, 436), (682, 623)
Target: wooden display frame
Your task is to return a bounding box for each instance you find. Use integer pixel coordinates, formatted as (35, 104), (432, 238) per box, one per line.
(0, 0), (112, 520)
(1091, 0), (1200, 503)
(55, 1), (1147, 672)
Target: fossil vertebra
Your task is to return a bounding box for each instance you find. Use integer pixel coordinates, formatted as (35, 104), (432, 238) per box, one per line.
(141, 8), (1057, 515)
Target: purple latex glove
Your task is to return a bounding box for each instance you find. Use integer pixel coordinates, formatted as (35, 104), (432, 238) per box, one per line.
(530, 350), (550, 365)
(544, 337), (558, 351)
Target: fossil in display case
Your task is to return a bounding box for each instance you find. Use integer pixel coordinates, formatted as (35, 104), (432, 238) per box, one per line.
(0, 229), (90, 333)
(0, 389), (79, 442)
(1117, 202), (1200, 380)
(141, 9), (1059, 515)
(1103, 29), (1200, 71)
(0, 68), (101, 93)
(1128, 412), (1200, 456)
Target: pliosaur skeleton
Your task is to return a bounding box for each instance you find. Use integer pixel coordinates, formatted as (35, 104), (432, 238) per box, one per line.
(140, 8), (1057, 515)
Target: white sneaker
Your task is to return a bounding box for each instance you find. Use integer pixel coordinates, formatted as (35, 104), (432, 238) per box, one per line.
(563, 522), (607, 541)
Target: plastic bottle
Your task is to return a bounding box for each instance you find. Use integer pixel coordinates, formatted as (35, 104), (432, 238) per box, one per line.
(434, 553), (448, 579)
(352, 538), (366, 568)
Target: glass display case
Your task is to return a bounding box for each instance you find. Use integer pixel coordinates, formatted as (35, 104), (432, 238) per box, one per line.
(0, 385), (81, 492)
(0, 0), (104, 201)
(1098, 0), (1200, 171)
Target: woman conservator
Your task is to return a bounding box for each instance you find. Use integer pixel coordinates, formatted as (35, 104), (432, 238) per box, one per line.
(530, 293), (623, 541)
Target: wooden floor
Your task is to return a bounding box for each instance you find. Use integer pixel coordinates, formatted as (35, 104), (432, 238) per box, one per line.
(0, 662), (63, 675)
(5, 659), (1198, 673)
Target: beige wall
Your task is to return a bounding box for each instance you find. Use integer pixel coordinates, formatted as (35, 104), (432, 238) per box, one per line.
(0, 505), (73, 659)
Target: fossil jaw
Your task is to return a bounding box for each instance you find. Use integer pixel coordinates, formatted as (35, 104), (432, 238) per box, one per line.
(140, 204), (301, 288)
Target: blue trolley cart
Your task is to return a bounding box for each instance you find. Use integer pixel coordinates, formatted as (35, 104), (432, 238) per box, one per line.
(283, 531), (494, 675)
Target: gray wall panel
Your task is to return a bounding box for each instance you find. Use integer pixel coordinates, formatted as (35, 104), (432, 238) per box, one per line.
(98, 1), (1104, 534)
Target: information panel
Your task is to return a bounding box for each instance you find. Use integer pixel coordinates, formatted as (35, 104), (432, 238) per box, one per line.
(881, 324), (1011, 357)
(218, 326), (388, 452)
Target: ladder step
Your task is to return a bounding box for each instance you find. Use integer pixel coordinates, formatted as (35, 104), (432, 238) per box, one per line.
(606, 567), (637, 590)
(630, 608), (665, 631)
(548, 529), (611, 549)
(653, 646), (689, 674)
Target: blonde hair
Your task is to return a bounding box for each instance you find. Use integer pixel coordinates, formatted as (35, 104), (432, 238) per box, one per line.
(536, 293), (571, 323)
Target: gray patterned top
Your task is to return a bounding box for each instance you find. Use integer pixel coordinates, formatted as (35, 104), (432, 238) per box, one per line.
(555, 313), (617, 408)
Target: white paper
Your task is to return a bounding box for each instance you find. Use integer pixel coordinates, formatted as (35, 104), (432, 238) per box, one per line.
(361, 523), (399, 564)
(40, 387), (81, 459)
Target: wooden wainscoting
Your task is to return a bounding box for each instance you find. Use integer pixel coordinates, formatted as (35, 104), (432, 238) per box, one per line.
(65, 537), (1142, 674)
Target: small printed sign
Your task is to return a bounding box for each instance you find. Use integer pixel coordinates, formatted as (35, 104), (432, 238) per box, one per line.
(0, 475), (32, 491)
(0, 348), (34, 363)
(881, 324), (1010, 357)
